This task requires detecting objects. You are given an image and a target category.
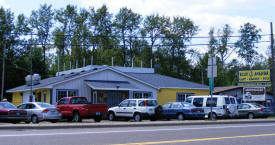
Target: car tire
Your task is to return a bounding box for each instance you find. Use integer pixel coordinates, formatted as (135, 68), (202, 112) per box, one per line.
(209, 113), (217, 120)
(177, 113), (184, 121)
(94, 116), (102, 122)
(25, 121), (31, 124)
(31, 115), (39, 124)
(108, 112), (116, 121)
(248, 113), (254, 119)
(72, 111), (82, 122)
(134, 113), (142, 122)
(50, 120), (58, 123)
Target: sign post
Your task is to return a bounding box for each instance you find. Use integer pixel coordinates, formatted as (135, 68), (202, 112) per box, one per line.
(208, 57), (217, 120)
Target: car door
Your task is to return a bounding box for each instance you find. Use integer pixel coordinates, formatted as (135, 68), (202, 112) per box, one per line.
(238, 104), (250, 118)
(161, 103), (172, 118)
(170, 103), (182, 118)
(127, 100), (137, 117)
(116, 100), (129, 117)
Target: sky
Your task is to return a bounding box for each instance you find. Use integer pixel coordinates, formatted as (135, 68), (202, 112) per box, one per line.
(0, 0), (274, 61)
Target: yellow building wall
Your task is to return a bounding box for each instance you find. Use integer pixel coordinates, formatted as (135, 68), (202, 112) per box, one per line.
(35, 89), (51, 104)
(157, 88), (209, 105)
(12, 92), (22, 106)
(12, 88), (51, 105)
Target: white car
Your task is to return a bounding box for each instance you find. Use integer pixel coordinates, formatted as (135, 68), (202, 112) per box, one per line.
(108, 99), (158, 121)
(186, 95), (239, 119)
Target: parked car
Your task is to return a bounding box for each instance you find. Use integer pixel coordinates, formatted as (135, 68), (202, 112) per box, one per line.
(56, 96), (108, 122)
(158, 102), (204, 120)
(0, 102), (28, 123)
(17, 102), (62, 124)
(108, 99), (158, 122)
(238, 103), (274, 119)
(186, 95), (239, 120)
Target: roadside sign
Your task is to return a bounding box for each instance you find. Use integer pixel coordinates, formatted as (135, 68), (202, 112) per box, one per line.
(243, 87), (266, 101)
(238, 69), (270, 83)
(209, 78), (214, 91)
(238, 82), (271, 87)
(207, 65), (217, 78)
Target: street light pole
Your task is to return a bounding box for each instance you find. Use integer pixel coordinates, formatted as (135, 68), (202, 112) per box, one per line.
(1, 13), (7, 101)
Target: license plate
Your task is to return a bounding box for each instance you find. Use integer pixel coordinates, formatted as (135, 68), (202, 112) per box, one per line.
(149, 109), (153, 112)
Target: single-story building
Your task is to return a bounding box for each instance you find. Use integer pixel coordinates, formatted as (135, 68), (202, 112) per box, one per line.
(7, 65), (209, 107)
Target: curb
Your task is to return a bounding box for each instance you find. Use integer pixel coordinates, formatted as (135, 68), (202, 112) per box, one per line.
(1, 119), (275, 130)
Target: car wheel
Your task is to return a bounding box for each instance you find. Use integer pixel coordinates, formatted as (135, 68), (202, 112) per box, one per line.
(94, 116), (102, 122)
(248, 113), (254, 119)
(72, 111), (82, 122)
(108, 112), (116, 121)
(134, 113), (142, 122)
(50, 120), (58, 123)
(177, 113), (184, 121)
(31, 115), (39, 124)
(209, 113), (217, 120)
(25, 121), (31, 124)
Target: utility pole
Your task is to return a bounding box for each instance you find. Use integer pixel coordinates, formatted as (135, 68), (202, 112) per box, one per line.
(1, 13), (7, 101)
(270, 22), (275, 114)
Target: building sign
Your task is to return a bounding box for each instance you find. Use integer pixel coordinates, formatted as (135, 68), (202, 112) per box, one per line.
(243, 87), (265, 101)
(239, 69), (270, 83)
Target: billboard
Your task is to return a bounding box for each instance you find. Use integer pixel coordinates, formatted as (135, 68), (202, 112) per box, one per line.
(243, 87), (265, 101)
(239, 69), (270, 83)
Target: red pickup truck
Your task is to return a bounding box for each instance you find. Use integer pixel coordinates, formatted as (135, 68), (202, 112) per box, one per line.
(56, 96), (107, 122)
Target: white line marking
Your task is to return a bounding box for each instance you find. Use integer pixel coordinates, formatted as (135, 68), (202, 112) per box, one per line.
(1, 123), (275, 137)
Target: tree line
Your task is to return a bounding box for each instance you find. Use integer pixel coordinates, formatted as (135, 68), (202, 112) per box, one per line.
(0, 4), (271, 99)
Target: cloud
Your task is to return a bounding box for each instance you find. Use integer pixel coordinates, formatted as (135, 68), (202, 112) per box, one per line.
(0, 0), (10, 9)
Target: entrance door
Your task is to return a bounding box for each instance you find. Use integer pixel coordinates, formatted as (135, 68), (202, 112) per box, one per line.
(107, 91), (123, 108)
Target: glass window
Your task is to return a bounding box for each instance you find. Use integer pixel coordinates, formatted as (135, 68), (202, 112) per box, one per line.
(58, 98), (69, 105)
(171, 103), (182, 109)
(133, 92), (152, 99)
(162, 103), (172, 108)
(182, 102), (194, 107)
(37, 103), (55, 109)
(119, 100), (129, 107)
(26, 104), (36, 109)
(0, 102), (16, 109)
(243, 104), (251, 109)
(225, 98), (230, 104)
(206, 98), (217, 107)
(193, 98), (203, 107)
(230, 98), (236, 104)
(186, 97), (192, 103)
(129, 100), (136, 107)
(138, 100), (157, 107)
(57, 89), (78, 102)
(70, 97), (88, 104)
(176, 93), (194, 102)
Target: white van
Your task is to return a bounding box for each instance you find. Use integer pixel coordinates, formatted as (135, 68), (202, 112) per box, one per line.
(186, 95), (238, 119)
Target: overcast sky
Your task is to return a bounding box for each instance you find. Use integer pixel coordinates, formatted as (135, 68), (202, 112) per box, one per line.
(0, 0), (274, 60)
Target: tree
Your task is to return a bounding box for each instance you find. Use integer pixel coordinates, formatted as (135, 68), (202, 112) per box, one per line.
(235, 22), (261, 64)
(142, 14), (170, 65)
(29, 4), (54, 67)
(113, 7), (142, 66)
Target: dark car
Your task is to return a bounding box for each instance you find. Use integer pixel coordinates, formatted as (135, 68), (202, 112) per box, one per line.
(158, 102), (205, 120)
(238, 103), (274, 119)
(0, 102), (28, 123)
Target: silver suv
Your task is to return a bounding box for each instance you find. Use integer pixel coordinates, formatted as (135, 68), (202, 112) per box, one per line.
(108, 99), (158, 121)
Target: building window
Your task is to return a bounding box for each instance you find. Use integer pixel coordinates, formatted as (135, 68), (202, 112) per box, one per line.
(56, 89), (78, 102)
(176, 93), (194, 102)
(133, 91), (152, 99)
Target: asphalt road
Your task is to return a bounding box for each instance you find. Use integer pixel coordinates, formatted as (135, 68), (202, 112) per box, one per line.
(0, 122), (275, 145)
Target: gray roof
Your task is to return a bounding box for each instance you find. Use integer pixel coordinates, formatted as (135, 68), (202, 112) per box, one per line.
(125, 73), (209, 89)
(7, 67), (208, 92)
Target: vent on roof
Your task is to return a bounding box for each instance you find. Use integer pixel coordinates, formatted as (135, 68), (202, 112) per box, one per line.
(65, 72), (80, 79)
(25, 74), (41, 86)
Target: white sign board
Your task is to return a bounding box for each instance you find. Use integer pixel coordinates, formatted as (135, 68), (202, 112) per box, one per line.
(207, 65), (217, 78)
(243, 87), (266, 101)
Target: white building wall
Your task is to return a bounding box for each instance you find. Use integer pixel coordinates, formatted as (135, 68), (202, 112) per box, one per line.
(51, 69), (157, 104)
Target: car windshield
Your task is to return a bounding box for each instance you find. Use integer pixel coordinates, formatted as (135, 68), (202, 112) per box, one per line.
(37, 102), (55, 108)
(182, 102), (195, 107)
(0, 102), (16, 109)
